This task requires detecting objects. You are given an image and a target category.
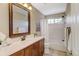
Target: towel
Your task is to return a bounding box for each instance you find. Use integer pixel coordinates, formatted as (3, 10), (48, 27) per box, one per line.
(0, 32), (6, 42)
(68, 33), (72, 53)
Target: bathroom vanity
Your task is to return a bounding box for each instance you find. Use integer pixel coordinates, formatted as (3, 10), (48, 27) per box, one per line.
(0, 36), (44, 56)
(11, 38), (44, 56)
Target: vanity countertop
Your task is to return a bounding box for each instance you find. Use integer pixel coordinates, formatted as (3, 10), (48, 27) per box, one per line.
(0, 36), (44, 56)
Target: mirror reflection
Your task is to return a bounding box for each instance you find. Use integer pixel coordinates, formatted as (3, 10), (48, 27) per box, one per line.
(13, 5), (28, 34)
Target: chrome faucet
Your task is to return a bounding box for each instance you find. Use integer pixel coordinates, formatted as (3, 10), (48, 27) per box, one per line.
(21, 35), (26, 41)
(34, 33), (37, 38)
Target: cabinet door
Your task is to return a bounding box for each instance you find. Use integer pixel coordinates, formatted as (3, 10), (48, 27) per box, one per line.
(39, 39), (44, 56)
(24, 45), (33, 56)
(11, 49), (24, 56)
(32, 41), (39, 56)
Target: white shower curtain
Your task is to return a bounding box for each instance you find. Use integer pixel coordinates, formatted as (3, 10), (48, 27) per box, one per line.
(40, 19), (49, 46)
(40, 19), (50, 54)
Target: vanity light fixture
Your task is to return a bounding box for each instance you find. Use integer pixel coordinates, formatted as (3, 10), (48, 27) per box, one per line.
(23, 3), (28, 8)
(21, 3), (32, 10)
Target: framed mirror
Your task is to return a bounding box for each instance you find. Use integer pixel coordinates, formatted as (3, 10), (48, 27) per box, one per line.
(9, 3), (30, 37)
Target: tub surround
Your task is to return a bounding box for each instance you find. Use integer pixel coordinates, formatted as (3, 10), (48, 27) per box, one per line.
(0, 35), (44, 56)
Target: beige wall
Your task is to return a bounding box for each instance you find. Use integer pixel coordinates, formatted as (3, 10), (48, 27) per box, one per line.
(0, 4), (9, 36)
(30, 6), (44, 34)
(0, 3), (44, 37)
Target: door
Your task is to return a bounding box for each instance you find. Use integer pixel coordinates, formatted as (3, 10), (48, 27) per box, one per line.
(24, 45), (33, 56)
(39, 39), (44, 56)
(32, 41), (39, 56)
(47, 18), (66, 51)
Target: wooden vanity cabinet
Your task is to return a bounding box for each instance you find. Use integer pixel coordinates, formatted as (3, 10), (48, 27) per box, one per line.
(24, 45), (33, 56)
(11, 39), (44, 56)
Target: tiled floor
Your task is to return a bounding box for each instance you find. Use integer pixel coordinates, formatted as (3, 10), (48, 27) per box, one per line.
(44, 48), (66, 56)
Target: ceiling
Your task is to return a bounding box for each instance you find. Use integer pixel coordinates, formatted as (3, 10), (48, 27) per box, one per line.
(31, 3), (67, 15)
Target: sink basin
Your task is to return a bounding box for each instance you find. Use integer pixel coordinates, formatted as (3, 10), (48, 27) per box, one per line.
(0, 35), (42, 48)
(0, 37), (21, 48)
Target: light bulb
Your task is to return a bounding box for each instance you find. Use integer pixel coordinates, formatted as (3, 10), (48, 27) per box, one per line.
(23, 3), (28, 8)
(28, 6), (32, 10)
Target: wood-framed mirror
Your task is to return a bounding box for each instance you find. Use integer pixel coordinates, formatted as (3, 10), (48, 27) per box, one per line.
(9, 3), (30, 37)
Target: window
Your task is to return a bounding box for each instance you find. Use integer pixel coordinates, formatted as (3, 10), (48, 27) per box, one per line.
(55, 18), (62, 23)
(47, 18), (63, 24)
(48, 19), (54, 24)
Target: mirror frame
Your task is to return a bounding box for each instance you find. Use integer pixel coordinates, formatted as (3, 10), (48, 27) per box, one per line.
(9, 3), (30, 37)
